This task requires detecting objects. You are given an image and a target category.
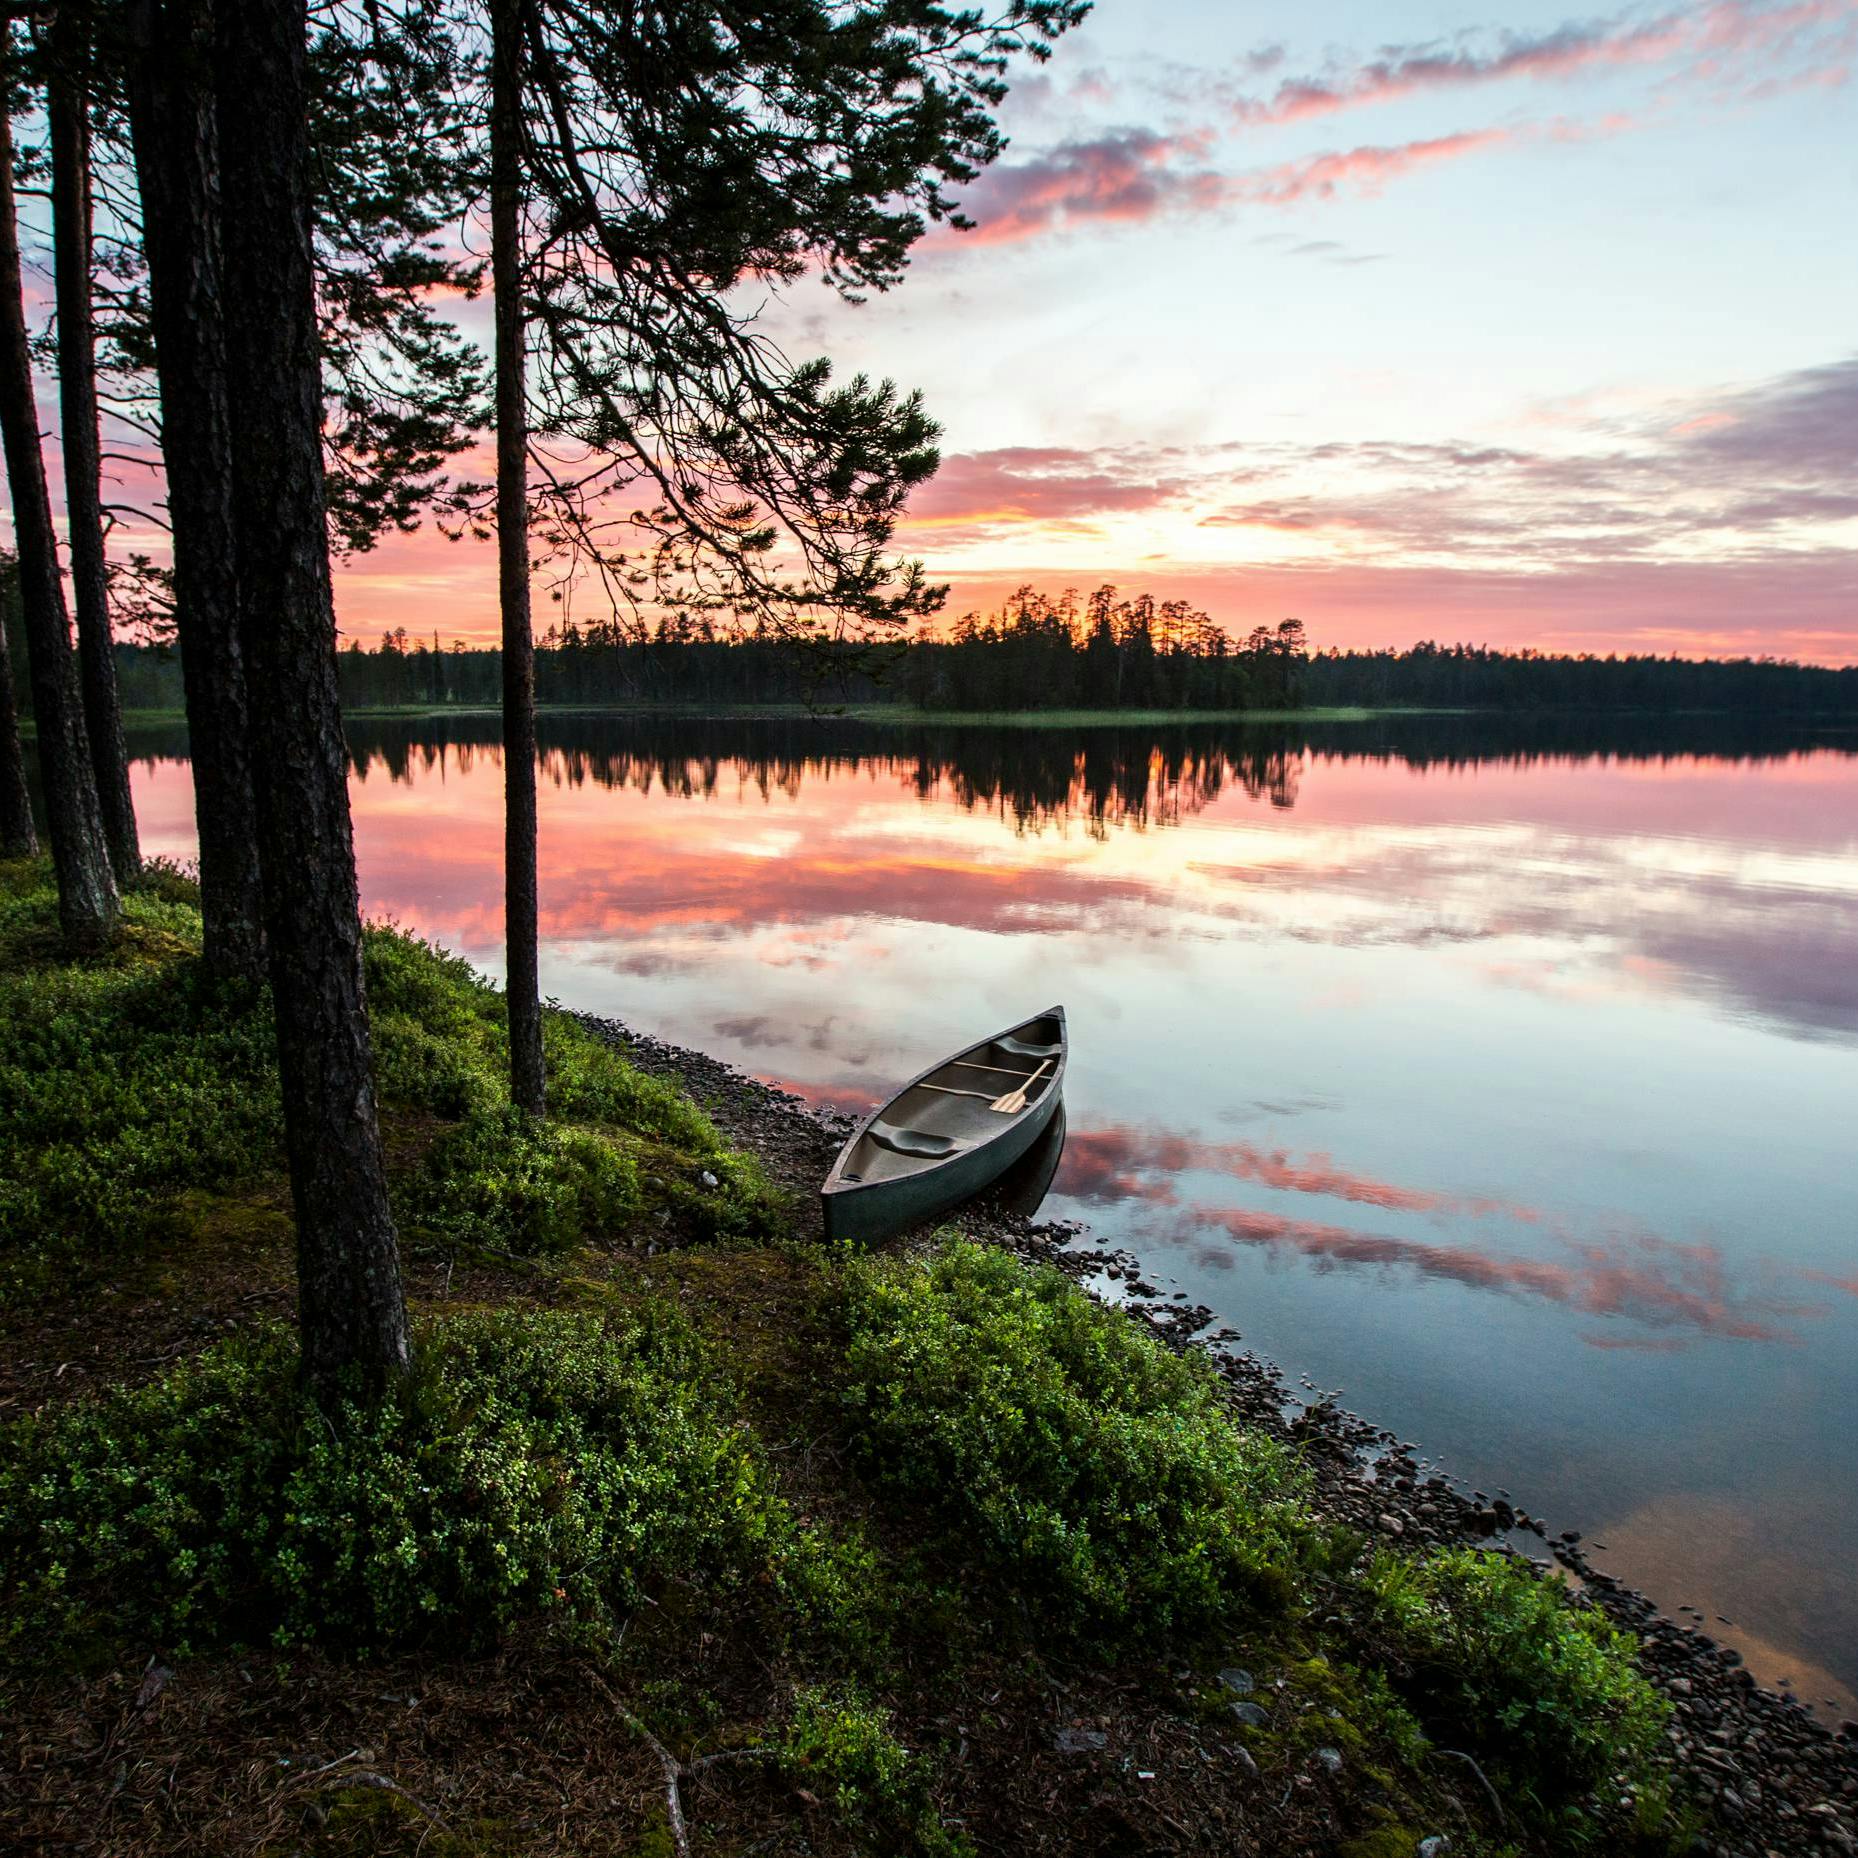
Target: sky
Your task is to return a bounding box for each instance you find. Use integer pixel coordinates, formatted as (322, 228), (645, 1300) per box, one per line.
(15, 0), (1858, 662)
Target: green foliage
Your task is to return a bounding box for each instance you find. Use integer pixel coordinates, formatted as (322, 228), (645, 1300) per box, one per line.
(0, 1307), (784, 1655)
(778, 1684), (971, 1858)
(396, 1107), (641, 1253)
(1360, 1548), (1670, 1814)
(542, 1015), (721, 1153)
(0, 875), (279, 1299)
(364, 926), (509, 1120)
(0, 863), (761, 1294)
(830, 1239), (1317, 1649)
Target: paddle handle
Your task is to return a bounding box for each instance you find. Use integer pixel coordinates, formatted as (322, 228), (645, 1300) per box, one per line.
(991, 1058), (1052, 1114)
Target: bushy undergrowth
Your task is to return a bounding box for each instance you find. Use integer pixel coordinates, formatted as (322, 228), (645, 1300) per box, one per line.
(778, 1684), (972, 1858)
(1360, 1548), (1671, 1826)
(831, 1239), (1319, 1648)
(0, 862), (770, 1290)
(395, 1107), (643, 1253)
(0, 871), (280, 1298)
(0, 1307), (784, 1654)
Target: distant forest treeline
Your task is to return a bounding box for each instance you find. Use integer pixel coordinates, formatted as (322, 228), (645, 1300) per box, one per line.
(55, 582), (1858, 717)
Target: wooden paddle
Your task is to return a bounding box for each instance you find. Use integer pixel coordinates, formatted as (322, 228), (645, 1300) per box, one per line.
(990, 1059), (1051, 1114)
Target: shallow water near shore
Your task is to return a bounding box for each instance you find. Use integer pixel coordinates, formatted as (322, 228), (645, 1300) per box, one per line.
(129, 709), (1858, 1716)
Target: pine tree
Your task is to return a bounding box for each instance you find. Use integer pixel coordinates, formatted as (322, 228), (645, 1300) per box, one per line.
(213, 0), (409, 1397)
(46, 1), (140, 888)
(0, 54), (118, 946)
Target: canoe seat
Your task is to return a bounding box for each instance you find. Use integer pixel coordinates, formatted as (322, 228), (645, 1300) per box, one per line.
(868, 1124), (964, 1160)
(998, 1036), (1062, 1060)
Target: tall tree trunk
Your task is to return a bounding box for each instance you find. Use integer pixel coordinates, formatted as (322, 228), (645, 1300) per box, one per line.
(124, 0), (266, 986)
(0, 97), (118, 946)
(492, 0), (544, 1115)
(0, 587), (34, 858)
(49, 15), (140, 888)
(212, 0), (408, 1395)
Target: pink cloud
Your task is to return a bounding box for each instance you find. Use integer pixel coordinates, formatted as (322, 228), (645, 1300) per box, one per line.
(1230, 130), (1514, 204)
(947, 125), (1512, 248)
(1229, 1), (1858, 125)
(898, 445), (1191, 543)
(947, 130), (1229, 247)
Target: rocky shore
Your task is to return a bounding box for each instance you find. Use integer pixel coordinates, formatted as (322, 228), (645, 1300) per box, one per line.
(585, 1011), (1858, 1858)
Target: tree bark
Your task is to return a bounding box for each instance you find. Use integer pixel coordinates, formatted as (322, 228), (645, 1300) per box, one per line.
(123, 0), (266, 986)
(492, 0), (545, 1115)
(212, 0), (408, 1395)
(0, 96), (118, 945)
(0, 582), (35, 858)
(49, 15), (140, 888)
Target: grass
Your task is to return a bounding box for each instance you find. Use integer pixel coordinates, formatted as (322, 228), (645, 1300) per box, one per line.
(0, 855), (1696, 1855)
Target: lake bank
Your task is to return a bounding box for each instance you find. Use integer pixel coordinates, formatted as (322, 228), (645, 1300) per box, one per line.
(0, 858), (1850, 1858)
(9, 860), (1853, 1855)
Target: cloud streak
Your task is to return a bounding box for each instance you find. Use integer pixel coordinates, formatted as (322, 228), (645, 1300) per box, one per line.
(1227, 2), (1858, 125)
(1189, 1204), (1821, 1345)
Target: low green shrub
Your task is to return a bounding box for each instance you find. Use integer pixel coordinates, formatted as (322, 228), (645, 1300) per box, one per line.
(778, 1684), (971, 1858)
(364, 927), (508, 1120)
(1359, 1548), (1670, 1811)
(543, 1015), (722, 1153)
(0, 1307), (785, 1654)
(396, 1107), (642, 1253)
(0, 884), (280, 1298)
(831, 1240), (1317, 1648)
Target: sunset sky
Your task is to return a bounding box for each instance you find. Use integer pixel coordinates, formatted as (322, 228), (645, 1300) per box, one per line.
(18, 0), (1858, 661)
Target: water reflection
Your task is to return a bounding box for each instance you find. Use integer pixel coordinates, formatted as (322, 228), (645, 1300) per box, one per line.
(124, 711), (1858, 1712)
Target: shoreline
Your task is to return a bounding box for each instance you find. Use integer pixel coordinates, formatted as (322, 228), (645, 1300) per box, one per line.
(581, 1006), (1858, 1858)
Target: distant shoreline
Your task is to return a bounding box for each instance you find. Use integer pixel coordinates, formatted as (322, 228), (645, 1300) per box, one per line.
(99, 698), (1858, 732)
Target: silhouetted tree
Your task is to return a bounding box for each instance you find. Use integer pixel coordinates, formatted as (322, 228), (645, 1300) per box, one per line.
(0, 56), (118, 945)
(490, 0), (543, 1112)
(475, 0), (1085, 1110)
(47, 2), (140, 887)
(0, 553), (32, 857)
(213, 0), (408, 1396)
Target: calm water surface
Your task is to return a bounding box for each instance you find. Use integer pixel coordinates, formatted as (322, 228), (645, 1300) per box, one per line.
(131, 713), (1858, 1713)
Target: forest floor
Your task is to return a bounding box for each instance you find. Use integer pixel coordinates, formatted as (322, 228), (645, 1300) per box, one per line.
(2, 858), (1854, 1858)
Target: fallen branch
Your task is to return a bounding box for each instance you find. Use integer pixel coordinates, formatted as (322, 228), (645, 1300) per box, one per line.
(1440, 1748), (1505, 1827)
(315, 1770), (451, 1832)
(587, 1672), (773, 1858)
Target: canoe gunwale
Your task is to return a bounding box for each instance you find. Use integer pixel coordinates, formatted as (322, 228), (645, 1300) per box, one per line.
(820, 1006), (1067, 1244)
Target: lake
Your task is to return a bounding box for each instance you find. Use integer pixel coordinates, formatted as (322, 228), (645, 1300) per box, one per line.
(128, 709), (1858, 1715)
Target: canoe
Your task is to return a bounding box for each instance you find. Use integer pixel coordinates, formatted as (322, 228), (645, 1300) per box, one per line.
(986, 1098), (1068, 1220)
(821, 1007), (1067, 1245)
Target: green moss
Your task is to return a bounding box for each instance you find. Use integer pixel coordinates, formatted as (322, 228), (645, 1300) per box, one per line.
(829, 1238), (1320, 1650)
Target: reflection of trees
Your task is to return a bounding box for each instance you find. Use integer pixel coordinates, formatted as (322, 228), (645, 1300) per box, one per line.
(329, 713), (1305, 835)
(122, 710), (1854, 840)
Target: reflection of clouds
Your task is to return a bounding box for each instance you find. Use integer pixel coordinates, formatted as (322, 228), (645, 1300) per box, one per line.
(1056, 1119), (1831, 1348)
(761, 1076), (878, 1118)
(1184, 1204), (1821, 1346)
(1058, 1123), (1540, 1219)
(1191, 822), (1858, 1044)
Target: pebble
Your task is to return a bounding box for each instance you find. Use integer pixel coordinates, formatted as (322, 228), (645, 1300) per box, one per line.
(1418, 1840), (1451, 1858)
(1230, 1702), (1269, 1728)
(1377, 1512), (1405, 1537)
(1314, 1747), (1343, 1774)
(1052, 1727), (1106, 1754)
(1217, 1668), (1255, 1696)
